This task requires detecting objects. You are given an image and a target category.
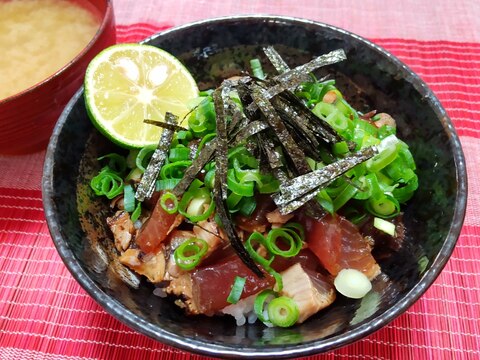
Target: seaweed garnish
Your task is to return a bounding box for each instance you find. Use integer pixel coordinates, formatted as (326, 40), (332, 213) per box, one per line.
(143, 119), (188, 132)
(138, 47), (376, 276)
(263, 46), (291, 74)
(230, 120), (268, 146)
(251, 84), (311, 175)
(213, 163), (265, 278)
(266, 49), (347, 98)
(273, 147), (378, 214)
(213, 83), (233, 200)
(172, 139), (217, 197)
(135, 112), (177, 202)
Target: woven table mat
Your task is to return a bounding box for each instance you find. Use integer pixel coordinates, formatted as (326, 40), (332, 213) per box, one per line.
(1, 1), (480, 359)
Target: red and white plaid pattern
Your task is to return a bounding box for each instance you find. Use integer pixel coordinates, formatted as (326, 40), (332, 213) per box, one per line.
(1, 1), (480, 359)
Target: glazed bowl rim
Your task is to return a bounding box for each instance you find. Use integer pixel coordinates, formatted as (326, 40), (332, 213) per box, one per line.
(0, 0), (114, 106)
(42, 14), (467, 358)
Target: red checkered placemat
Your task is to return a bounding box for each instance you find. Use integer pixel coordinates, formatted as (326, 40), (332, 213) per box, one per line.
(1, 2), (480, 359)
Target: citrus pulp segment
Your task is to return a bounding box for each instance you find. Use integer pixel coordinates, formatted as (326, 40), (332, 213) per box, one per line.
(84, 44), (199, 148)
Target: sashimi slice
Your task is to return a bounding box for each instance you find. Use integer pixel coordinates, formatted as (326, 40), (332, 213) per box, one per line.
(305, 214), (380, 279)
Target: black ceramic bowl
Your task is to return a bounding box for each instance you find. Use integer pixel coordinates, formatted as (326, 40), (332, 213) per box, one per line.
(43, 16), (467, 358)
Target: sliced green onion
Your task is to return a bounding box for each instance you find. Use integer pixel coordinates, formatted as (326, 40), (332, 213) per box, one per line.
(188, 96), (216, 136)
(245, 232), (283, 291)
(392, 175), (418, 203)
(336, 98), (358, 119)
(373, 217), (396, 236)
(245, 232), (274, 269)
(254, 289), (277, 324)
(228, 146), (258, 168)
(317, 189), (334, 214)
(312, 101), (336, 119)
(204, 169), (216, 190)
(187, 196), (209, 216)
(155, 178), (181, 191)
(270, 269), (283, 292)
(266, 228), (302, 258)
(160, 192), (179, 215)
(136, 145), (156, 172)
(250, 58), (265, 79)
(229, 89), (243, 109)
(326, 110), (349, 133)
(196, 133), (216, 157)
(176, 130), (193, 142)
(353, 175), (373, 200)
(97, 153), (127, 174)
(125, 167), (143, 183)
(123, 184), (135, 212)
(366, 195), (400, 218)
(333, 183), (358, 212)
(131, 202), (142, 222)
(334, 268), (372, 299)
(226, 192), (243, 211)
(227, 276), (246, 304)
(267, 296), (299, 328)
(169, 146), (191, 162)
(174, 238), (208, 270)
(257, 178), (280, 194)
(160, 160), (192, 180)
(90, 168), (124, 199)
(227, 169), (254, 197)
(178, 187), (215, 222)
(284, 222), (305, 241)
(377, 124), (396, 138)
(367, 135), (399, 172)
(333, 141), (349, 156)
(238, 196), (257, 216)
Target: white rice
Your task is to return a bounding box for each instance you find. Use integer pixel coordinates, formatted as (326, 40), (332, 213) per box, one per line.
(221, 294), (257, 326)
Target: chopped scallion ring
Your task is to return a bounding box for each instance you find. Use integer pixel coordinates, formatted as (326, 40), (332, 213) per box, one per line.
(373, 217), (396, 236)
(266, 228), (301, 258)
(123, 184), (136, 212)
(267, 296), (299, 328)
(334, 268), (372, 299)
(178, 187), (215, 222)
(174, 238), (208, 271)
(254, 289), (277, 324)
(226, 276), (246, 304)
(90, 168), (124, 199)
(160, 192), (179, 215)
(97, 153), (127, 174)
(131, 202), (142, 222)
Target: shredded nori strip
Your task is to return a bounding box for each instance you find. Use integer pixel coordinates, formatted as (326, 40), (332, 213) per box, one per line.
(263, 46), (291, 74)
(273, 146), (377, 213)
(275, 91), (344, 146)
(272, 96), (322, 159)
(172, 139), (217, 197)
(138, 47), (375, 277)
(135, 112), (177, 202)
(262, 47), (344, 153)
(213, 176), (264, 277)
(143, 119), (188, 132)
(256, 133), (292, 189)
(226, 98), (251, 137)
(213, 84), (232, 199)
(250, 84), (311, 175)
(230, 120), (268, 146)
(266, 49), (347, 99)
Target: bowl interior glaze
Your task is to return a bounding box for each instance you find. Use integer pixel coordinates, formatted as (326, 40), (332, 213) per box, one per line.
(43, 16), (467, 358)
